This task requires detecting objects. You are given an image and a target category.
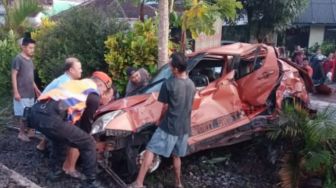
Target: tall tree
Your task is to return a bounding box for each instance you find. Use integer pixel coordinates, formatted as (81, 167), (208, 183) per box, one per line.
(158, 0), (169, 68)
(241, 0), (308, 42)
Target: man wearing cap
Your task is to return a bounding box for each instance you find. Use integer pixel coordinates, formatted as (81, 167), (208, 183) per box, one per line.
(125, 67), (151, 96)
(28, 71), (112, 188)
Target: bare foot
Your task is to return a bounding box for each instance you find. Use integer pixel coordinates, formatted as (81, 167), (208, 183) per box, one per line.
(18, 133), (30, 142)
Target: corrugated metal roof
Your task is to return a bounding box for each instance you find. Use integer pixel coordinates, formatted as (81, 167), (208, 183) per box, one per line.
(294, 0), (336, 24)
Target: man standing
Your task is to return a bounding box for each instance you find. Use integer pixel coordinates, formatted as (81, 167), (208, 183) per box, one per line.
(125, 67), (151, 96)
(129, 53), (196, 188)
(29, 72), (112, 188)
(11, 37), (41, 142)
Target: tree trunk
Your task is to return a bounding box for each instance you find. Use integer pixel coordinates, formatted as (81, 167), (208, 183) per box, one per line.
(158, 0), (169, 68)
(139, 0), (145, 22)
(169, 0), (175, 13)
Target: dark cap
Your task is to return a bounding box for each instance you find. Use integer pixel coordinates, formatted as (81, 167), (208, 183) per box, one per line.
(126, 67), (137, 77)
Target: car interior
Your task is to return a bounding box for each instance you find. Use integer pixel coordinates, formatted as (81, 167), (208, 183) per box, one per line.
(189, 58), (224, 89)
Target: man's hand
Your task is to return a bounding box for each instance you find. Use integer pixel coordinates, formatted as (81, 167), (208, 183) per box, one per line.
(14, 92), (21, 101)
(33, 83), (41, 98)
(35, 89), (41, 98)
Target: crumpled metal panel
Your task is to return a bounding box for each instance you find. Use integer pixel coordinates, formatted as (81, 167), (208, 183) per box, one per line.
(105, 93), (163, 131)
(276, 61), (309, 108)
(236, 45), (280, 106)
(96, 94), (151, 117)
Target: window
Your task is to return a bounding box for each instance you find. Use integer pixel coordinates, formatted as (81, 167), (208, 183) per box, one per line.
(189, 58), (224, 88)
(324, 26), (336, 43)
(232, 48), (266, 79)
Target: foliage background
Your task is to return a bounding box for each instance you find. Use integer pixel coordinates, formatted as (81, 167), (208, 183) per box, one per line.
(105, 19), (158, 93)
(308, 41), (336, 57)
(33, 7), (128, 86)
(0, 31), (20, 96)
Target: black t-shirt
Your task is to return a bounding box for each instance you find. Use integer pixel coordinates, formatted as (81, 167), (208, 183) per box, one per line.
(158, 77), (196, 136)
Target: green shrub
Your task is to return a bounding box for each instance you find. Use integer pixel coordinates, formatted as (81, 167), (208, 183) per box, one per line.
(34, 7), (128, 85)
(268, 104), (336, 187)
(105, 19), (158, 93)
(308, 41), (335, 56)
(0, 30), (20, 96)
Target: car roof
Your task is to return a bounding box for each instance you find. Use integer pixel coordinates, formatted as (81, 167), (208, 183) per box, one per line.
(206, 43), (259, 56)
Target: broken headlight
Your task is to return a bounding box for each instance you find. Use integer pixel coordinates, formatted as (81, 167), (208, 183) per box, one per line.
(91, 110), (124, 135)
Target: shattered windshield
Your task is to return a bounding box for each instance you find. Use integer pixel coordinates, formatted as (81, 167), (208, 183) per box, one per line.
(141, 53), (206, 94)
(143, 64), (172, 94)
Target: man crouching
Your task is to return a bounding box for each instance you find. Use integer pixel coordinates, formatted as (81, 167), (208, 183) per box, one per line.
(29, 72), (112, 188)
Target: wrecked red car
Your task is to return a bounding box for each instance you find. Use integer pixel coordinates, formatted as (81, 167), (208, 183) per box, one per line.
(91, 43), (312, 182)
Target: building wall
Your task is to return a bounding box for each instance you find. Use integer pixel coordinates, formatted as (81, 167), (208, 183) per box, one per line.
(308, 25), (325, 47)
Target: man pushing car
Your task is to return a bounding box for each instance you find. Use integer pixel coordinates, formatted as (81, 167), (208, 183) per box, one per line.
(28, 71), (112, 188)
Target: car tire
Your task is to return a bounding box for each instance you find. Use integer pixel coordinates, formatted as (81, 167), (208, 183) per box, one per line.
(110, 126), (158, 183)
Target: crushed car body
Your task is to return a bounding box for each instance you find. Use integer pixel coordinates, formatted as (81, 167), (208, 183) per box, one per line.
(91, 43), (312, 182)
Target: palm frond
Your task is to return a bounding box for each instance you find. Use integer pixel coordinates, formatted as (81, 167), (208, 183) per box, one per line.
(267, 103), (309, 141)
(8, 0), (43, 29)
(303, 150), (332, 173)
(306, 107), (336, 144)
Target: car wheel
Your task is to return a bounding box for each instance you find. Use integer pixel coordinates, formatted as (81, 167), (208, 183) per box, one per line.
(110, 126), (158, 183)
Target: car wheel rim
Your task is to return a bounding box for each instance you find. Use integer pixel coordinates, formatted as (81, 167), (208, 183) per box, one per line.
(137, 150), (161, 173)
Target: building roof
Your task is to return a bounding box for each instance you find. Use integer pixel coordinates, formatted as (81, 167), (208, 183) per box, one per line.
(82, 0), (157, 19)
(294, 0), (336, 25)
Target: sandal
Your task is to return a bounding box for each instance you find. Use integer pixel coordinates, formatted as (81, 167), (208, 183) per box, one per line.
(127, 182), (146, 188)
(65, 170), (86, 180)
(175, 184), (184, 188)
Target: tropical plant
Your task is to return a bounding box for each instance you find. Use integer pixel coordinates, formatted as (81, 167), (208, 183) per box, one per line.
(1, 0), (42, 34)
(308, 42), (335, 57)
(177, 0), (242, 52)
(268, 103), (336, 188)
(105, 18), (158, 93)
(31, 18), (56, 41)
(182, 0), (242, 39)
(0, 30), (20, 96)
(33, 7), (128, 86)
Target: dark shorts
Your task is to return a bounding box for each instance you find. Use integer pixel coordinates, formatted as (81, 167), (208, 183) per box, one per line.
(146, 128), (188, 158)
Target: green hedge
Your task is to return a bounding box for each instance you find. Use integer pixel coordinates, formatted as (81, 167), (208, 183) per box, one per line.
(105, 19), (158, 94)
(0, 30), (20, 96)
(34, 7), (128, 85)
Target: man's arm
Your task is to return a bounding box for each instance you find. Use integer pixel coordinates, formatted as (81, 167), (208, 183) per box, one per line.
(156, 81), (169, 125)
(33, 82), (41, 97)
(79, 93), (100, 133)
(11, 69), (20, 101)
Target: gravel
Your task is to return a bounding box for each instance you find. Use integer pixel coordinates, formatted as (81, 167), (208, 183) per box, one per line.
(0, 129), (278, 188)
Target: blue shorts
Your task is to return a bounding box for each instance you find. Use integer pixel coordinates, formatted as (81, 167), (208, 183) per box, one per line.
(13, 98), (35, 117)
(146, 128), (188, 158)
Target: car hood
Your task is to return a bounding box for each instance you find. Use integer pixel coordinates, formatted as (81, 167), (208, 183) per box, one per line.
(93, 92), (164, 132)
(95, 94), (152, 117)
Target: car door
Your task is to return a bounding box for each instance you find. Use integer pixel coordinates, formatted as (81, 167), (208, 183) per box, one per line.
(235, 45), (280, 107)
(187, 56), (250, 153)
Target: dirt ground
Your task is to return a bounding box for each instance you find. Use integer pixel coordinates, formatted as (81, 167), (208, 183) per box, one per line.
(0, 128), (278, 188)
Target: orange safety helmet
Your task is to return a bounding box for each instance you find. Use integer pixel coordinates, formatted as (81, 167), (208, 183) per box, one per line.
(92, 71), (112, 89)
